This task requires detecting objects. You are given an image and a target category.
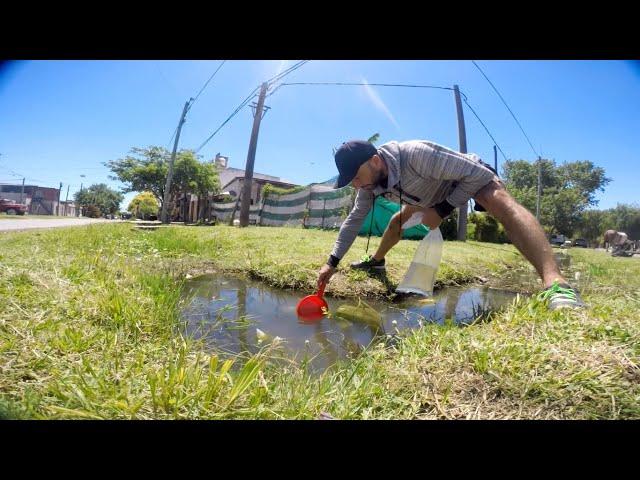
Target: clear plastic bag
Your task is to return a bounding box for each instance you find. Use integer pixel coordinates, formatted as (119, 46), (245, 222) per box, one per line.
(396, 227), (443, 296)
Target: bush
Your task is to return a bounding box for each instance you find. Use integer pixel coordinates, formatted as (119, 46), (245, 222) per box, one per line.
(440, 210), (459, 240)
(468, 212), (509, 243)
(85, 205), (102, 218)
(261, 183), (307, 197)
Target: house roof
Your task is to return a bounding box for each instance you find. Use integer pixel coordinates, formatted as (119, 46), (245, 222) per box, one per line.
(218, 167), (297, 191)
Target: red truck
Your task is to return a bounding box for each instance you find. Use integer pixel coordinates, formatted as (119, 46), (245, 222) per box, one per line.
(0, 198), (28, 215)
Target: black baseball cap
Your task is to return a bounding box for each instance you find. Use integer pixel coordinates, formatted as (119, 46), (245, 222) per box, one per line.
(333, 140), (378, 188)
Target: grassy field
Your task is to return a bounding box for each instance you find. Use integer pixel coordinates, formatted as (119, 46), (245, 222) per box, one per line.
(1, 223), (638, 419)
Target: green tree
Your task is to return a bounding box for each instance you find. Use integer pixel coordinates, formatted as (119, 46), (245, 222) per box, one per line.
(468, 212), (509, 243)
(74, 183), (123, 217)
(105, 147), (168, 205)
(603, 204), (640, 239)
(367, 133), (380, 144)
(171, 151), (221, 221)
(502, 158), (611, 236)
(105, 147), (220, 217)
(127, 191), (159, 220)
(574, 209), (606, 245)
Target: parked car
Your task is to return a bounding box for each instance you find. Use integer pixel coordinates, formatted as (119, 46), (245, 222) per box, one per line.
(0, 198), (28, 215)
(549, 234), (566, 246)
(573, 238), (588, 248)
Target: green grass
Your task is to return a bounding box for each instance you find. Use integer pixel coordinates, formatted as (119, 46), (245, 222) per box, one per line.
(0, 223), (638, 419)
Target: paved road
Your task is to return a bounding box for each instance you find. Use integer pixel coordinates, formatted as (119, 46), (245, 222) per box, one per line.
(0, 217), (117, 232)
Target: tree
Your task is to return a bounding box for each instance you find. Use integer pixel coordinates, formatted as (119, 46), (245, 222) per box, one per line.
(367, 133), (380, 144)
(502, 158), (611, 236)
(468, 212), (509, 243)
(105, 147), (221, 219)
(171, 151), (221, 221)
(74, 183), (123, 217)
(574, 209), (607, 245)
(127, 191), (159, 220)
(602, 204), (640, 239)
(105, 147), (169, 206)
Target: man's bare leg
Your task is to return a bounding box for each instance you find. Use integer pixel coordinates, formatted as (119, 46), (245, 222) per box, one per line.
(371, 205), (424, 261)
(474, 180), (566, 288)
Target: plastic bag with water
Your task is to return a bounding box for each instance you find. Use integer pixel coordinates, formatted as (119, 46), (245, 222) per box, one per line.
(396, 227), (443, 296)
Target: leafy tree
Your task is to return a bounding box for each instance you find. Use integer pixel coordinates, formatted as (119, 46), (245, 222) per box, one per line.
(105, 147), (220, 215)
(74, 183), (123, 216)
(127, 191), (159, 219)
(502, 158), (611, 236)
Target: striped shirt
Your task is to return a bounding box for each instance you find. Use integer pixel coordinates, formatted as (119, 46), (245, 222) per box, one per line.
(330, 140), (497, 262)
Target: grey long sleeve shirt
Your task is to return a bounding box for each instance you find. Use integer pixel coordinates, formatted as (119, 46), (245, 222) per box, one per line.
(329, 140), (497, 263)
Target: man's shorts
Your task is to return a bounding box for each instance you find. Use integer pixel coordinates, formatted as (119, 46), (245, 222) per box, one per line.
(396, 158), (504, 222)
(473, 160), (504, 212)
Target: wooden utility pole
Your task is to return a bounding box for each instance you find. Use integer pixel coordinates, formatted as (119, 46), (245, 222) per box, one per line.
(536, 156), (542, 220)
(78, 183), (83, 216)
(20, 177), (25, 204)
(239, 82), (269, 227)
(58, 182), (63, 216)
(493, 145), (498, 172)
(453, 84), (468, 241)
(161, 99), (192, 224)
(64, 184), (70, 216)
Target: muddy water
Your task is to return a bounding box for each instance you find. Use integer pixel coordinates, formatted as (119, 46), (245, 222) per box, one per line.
(180, 274), (523, 372)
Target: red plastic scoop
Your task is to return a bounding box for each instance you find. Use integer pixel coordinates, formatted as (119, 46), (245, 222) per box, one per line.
(296, 282), (329, 322)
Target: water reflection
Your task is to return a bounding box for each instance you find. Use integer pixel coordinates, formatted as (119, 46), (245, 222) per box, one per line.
(181, 275), (522, 372)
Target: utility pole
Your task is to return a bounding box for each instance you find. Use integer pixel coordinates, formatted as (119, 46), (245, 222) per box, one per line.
(493, 145), (498, 173)
(58, 182), (63, 216)
(161, 99), (192, 224)
(20, 177), (25, 204)
(453, 84), (468, 241)
(239, 82), (269, 227)
(536, 156), (542, 220)
(78, 182), (84, 216)
(64, 184), (70, 216)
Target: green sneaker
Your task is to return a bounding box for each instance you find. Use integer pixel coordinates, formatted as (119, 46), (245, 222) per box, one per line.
(350, 254), (386, 271)
(538, 280), (586, 310)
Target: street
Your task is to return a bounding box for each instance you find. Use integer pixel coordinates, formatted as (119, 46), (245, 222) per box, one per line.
(0, 217), (116, 232)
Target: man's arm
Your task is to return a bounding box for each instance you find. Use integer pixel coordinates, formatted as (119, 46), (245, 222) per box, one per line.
(328, 188), (374, 266)
(317, 189), (374, 288)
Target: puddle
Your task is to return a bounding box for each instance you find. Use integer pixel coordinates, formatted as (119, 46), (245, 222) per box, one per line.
(180, 274), (523, 372)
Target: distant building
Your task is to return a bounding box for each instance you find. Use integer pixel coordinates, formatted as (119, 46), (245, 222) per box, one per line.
(0, 183), (76, 216)
(169, 153), (300, 223)
(212, 153), (298, 206)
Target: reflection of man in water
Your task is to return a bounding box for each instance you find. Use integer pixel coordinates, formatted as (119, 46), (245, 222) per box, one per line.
(604, 229), (632, 256)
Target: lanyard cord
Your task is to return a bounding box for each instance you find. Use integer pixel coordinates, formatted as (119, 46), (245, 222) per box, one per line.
(364, 154), (403, 256)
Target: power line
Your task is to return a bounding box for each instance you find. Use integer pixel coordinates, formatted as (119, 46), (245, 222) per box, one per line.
(268, 81), (455, 93)
(167, 125), (178, 150)
(459, 92), (509, 162)
(156, 64), (182, 98)
(265, 61), (309, 87)
(195, 85), (261, 153)
(262, 80), (509, 160)
(471, 61), (540, 158)
(194, 61), (311, 154)
(0, 165), (25, 178)
(188, 60), (227, 111)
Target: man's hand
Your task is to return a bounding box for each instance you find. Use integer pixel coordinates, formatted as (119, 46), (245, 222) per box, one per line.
(317, 264), (336, 289)
(422, 208), (443, 229)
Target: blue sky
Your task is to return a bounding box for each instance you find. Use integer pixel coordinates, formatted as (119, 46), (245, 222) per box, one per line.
(1, 60), (638, 210)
